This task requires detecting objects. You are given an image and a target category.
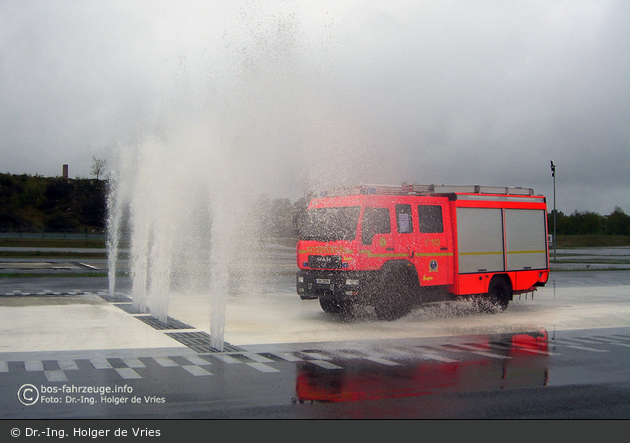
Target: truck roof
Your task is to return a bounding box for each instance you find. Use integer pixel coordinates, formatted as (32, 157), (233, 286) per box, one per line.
(305, 184), (548, 213)
(315, 183), (538, 198)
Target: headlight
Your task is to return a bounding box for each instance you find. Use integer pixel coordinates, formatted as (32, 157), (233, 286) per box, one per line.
(297, 276), (304, 283)
(345, 279), (359, 286)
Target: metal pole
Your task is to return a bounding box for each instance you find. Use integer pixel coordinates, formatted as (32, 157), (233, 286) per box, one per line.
(550, 161), (556, 262)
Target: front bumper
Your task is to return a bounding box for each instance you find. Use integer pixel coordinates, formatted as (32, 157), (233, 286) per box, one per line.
(296, 270), (377, 301)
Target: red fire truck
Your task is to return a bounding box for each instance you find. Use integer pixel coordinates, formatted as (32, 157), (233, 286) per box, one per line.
(296, 183), (550, 320)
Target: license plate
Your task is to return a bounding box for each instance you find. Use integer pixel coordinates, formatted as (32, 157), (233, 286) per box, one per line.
(316, 278), (331, 285)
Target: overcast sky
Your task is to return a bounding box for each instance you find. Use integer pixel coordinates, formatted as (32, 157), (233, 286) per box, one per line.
(1, 0), (628, 215)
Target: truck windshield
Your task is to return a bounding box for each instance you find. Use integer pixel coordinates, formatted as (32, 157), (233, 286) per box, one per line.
(300, 206), (361, 241)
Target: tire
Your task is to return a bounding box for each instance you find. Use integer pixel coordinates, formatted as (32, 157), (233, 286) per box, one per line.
(372, 270), (414, 321)
(319, 297), (353, 315)
(474, 278), (511, 313)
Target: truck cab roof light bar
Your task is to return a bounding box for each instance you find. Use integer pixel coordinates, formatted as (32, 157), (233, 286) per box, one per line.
(318, 183), (536, 198)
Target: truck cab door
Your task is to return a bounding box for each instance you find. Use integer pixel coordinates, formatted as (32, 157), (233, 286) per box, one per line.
(360, 206), (394, 269)
(394, 203), (416, 260)
(414, 203), (451, 286)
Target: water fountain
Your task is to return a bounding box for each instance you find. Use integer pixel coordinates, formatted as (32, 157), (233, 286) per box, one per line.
(106, 7), (374, 351)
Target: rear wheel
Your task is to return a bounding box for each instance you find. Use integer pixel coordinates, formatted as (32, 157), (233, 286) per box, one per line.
(474, 278), (511, 313)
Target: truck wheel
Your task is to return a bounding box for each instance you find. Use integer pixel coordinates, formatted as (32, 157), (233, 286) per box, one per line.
(319, 297), (353, 316)
(475, 278), (511, 313)
(373, 272), (413, 321)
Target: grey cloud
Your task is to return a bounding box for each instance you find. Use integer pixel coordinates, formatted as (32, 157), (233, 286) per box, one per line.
(0, 1), (627, 214)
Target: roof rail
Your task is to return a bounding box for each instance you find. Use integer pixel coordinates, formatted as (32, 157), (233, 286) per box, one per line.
(318, 183), (535, 197)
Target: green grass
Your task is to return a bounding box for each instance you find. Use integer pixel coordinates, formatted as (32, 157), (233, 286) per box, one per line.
(0, 237), (131, 259)
(552, 259), (630, 265)
(0, 272), (127, 278)
(0, 251), (113, 259)
(0, 238), (108, 249)
(555, 235), (630, 247)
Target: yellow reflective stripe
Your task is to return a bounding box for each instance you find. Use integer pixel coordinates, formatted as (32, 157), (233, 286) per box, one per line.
(358, 251), (453, 258)
(298, 247), (354, 254)
(507, 250), (547, 254)
(298, 250), (354, 254)
(460, 250), (545, 256)
(358, 251), (408, 258)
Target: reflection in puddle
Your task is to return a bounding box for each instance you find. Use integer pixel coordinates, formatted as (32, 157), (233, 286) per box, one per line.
(295, 329), (549, 403)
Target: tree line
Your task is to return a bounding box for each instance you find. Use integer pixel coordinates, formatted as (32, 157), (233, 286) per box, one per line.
(1, 172), (628, 238)
(548, 208), (629, 236)
(0, 173), (107, 233)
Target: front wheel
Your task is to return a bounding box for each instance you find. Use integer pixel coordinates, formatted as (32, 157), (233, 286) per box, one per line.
(319, 297), (353, 315)
(372, 272), (414, 321)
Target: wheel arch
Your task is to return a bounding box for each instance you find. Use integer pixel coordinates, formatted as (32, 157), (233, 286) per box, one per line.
(381, 259), (420, 286)
(488, 273), (514, 300)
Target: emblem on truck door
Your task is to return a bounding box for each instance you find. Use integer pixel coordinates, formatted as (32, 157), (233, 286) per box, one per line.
(429, 260), (438, 272)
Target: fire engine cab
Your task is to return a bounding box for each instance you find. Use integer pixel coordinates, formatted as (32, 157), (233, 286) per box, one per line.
(296, 183), (550, 320)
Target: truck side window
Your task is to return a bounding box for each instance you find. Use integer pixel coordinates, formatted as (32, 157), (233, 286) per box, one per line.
(362, 207), (391, 245)
(396, 204), (413, 233)
(418, 205), (444, 233)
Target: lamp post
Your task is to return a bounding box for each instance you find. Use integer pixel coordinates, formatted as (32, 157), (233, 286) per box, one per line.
(550, 161), (556, 261)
